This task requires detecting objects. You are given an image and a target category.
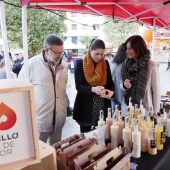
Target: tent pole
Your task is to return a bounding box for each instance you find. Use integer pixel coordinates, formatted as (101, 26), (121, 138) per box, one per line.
(22, 4), (29, 79)
(0, 0), (11, 79)
(151, 17), (156, 60)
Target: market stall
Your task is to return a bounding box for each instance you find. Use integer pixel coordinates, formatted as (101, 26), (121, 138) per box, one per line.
(1, 1), (170, 170)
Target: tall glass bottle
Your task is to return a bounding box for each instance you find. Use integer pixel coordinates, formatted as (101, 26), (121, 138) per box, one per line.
(123, 117), (132, 151)
(148, 120), (157, 155)
(111, 115), (119, 149)
(155, 116), (164, 150)
(132, 120), (141, 158)
(106, 108), (113, 142)
(140, 117), (149, 152)
(117, 111), (124, 145)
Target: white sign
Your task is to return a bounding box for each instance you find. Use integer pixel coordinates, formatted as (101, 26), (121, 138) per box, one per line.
(0, 91), (35, 164)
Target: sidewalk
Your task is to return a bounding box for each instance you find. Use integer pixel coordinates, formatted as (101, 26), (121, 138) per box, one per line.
(62, 63), (170, 139)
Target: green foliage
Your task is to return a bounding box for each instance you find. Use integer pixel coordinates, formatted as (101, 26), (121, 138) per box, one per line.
(103, 18), (140, 49)
(4, 0), (67, 57)
(79, 36), (96, 49)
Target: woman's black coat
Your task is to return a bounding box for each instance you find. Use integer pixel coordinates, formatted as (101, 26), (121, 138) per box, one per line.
(73, 59), (115, 123)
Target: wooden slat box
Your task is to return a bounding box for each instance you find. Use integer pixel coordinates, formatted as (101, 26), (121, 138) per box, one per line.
(0, 79), (40, 170)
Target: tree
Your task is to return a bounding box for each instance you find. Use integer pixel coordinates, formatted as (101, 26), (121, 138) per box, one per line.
(3, 0), (67, 57)
(103, 18), (140, 50)
(79, 36), (96, 50)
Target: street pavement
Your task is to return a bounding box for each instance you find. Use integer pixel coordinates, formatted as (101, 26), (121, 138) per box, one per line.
(62, 63), (170, 139)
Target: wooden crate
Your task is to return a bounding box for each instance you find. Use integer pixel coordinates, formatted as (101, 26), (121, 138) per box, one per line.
(14, 140), (57, 170)
(0, 79), (40, 170)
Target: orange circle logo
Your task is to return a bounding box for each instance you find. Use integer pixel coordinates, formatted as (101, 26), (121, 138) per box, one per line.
(0, 103), (17, 130)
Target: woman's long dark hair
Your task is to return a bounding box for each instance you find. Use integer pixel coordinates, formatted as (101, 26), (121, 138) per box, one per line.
(125, 35), (150, 58)
(113, 43), (127, 64)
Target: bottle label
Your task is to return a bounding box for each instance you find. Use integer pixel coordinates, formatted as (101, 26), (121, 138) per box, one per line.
(161, 132), (164, 144)
(150, 139), (157, 148)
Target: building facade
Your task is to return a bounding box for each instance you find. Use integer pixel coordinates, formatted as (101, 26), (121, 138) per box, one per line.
(64, 12), (104, 58)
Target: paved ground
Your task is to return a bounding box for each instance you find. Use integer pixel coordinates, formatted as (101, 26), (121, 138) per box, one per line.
(62, 63), (170, 139)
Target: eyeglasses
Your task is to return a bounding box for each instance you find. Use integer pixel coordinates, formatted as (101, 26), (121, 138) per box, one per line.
(50, 48), (64, 55)
(15, 54), (19, 56)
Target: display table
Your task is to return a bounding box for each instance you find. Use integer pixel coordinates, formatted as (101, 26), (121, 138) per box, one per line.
(15, 140), (57, 170)
(131, 137), (170, 170)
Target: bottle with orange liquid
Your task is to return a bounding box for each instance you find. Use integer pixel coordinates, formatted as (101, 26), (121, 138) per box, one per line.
(105, 108), (113, 143)
(140, 117), (149, 152)
(117, 111), (124, 145)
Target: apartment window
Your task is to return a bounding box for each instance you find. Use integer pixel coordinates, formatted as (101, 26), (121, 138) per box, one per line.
(72, 24), (77, 30)
(71, 12), (77, 17)
(72, 37), (77, 45)
(82, 24), (88, 30)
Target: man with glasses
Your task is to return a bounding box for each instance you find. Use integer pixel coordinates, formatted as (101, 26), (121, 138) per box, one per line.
(19, 34), (68, 145)
(12, 49), (24, 77)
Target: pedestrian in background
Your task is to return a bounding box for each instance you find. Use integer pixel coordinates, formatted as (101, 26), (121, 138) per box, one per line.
(12, 49), (24, 77)
(73, 39), (115, 133)
(120, 35), (161, 117)
(104, 43), (114, 67)
(19, 34), (68, 145)
(110, 43), (127, 113)
(0, 58), (15, 79)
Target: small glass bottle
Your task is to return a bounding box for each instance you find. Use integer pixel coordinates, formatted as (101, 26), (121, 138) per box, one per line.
(114, 105), (119, 121)
(98, 110), (105, 127)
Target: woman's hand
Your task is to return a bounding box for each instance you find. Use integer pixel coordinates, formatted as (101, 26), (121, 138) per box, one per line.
(92, 86), (104, 95)
(100, 89), (114, 99)
(124, 79), (132, 89)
